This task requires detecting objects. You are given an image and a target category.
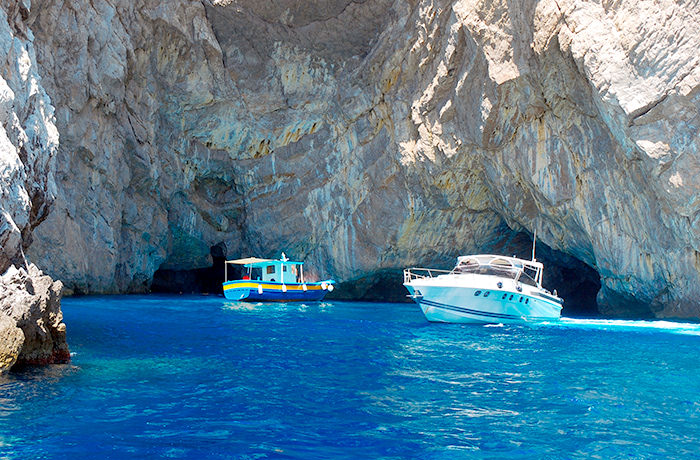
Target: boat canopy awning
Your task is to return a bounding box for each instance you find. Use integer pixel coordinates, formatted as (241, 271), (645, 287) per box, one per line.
(225, 257), (303, 268)
(225, 257), (273, 265)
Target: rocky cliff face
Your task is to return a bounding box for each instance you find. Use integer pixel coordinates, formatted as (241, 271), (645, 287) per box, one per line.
(23, 0), (700, 317)
(0, 0), (68, 372)
(0, 0), (58, 276)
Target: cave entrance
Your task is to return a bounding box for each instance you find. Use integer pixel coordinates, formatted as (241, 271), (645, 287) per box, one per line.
(151, 243), (228, 294)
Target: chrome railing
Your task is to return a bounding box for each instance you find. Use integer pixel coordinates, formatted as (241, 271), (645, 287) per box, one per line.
(403, 268), (452, 283)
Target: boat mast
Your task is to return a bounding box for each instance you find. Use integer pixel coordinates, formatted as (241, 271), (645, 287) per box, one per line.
(531, 228), (537, 262)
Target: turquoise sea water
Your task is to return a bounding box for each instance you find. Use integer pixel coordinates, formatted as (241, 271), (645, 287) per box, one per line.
(2, 295), (700, 459)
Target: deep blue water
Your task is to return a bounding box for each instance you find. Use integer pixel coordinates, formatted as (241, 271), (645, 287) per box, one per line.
(2, 295), (700, 459)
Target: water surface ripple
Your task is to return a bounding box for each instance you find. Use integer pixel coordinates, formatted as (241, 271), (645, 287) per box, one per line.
(1, 295), (699, 459)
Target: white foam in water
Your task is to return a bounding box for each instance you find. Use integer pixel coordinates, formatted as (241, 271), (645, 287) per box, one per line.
(551, 317), (700, 336)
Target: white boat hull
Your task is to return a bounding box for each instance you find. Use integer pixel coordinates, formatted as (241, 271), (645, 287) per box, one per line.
(405, 278), (562, 324)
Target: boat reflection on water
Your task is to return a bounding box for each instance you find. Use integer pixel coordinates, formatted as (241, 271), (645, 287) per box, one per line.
(221, 301), (334, 313)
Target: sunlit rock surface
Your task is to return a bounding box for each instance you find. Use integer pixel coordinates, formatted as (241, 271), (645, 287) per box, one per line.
(24, 0), (700, 317)
(0, 1), (67, 372)
(0, 0), (58, 275)
(0, 264), (69, 372)
(0, 313), (23, 372)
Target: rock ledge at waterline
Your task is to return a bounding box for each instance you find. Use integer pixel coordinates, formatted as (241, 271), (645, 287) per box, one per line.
(0, 264), (69, 372)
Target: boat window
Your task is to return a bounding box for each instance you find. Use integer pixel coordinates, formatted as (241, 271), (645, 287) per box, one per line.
(453, 257), (542, 287)
(283, 266), (288, 272)
(491, 258), (513, 267)
(266, 266), (275, 274)
(455, 257), (521, 279)
(474, 291), (482, 296)
(483, 291), (490, 297)
(454, 259), (478, 273)
(519, 266), (540, 287)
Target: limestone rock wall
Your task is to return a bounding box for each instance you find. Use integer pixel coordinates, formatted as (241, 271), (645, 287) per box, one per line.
(0, 0), (68, 372)
(26, 0), (243, 293)
(0, 0), (58, 275)
(24, 0), (700, 317)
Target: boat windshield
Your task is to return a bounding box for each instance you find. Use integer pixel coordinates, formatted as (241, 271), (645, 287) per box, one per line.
(453, 257), (540, 287)
(518, 266), (540, 287)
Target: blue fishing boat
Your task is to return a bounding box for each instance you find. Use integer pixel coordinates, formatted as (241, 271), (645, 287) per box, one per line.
(222, 253), (335, 301)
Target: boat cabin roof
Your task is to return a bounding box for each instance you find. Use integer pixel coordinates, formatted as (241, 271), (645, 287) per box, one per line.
(225, 257), (303, 268)
(456, 254), (543, 271)
(455, 254), (544, 287)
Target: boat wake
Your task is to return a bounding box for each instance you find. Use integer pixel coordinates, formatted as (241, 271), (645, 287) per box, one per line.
(541, 317), (700, 336)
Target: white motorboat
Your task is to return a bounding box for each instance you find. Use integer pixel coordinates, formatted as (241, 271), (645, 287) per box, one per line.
(403, 254), (563, 324)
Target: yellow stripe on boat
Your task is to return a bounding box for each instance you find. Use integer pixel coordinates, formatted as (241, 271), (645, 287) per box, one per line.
(223, 282), (323, 291)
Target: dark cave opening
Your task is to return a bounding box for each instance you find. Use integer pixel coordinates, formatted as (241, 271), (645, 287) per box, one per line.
(542, 262), (602, 317)
(151, 243), (230, 294)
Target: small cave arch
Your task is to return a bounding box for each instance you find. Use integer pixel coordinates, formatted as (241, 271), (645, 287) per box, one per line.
(328, 231), (602, 316)
(150, 242), (229, 294)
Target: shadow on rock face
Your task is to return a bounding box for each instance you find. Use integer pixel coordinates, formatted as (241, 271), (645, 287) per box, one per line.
(326, 269), (409, 303)
(597, 286), (657, 319)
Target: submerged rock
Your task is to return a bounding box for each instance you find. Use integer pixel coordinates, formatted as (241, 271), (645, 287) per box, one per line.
(0, 264), (69, 372)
